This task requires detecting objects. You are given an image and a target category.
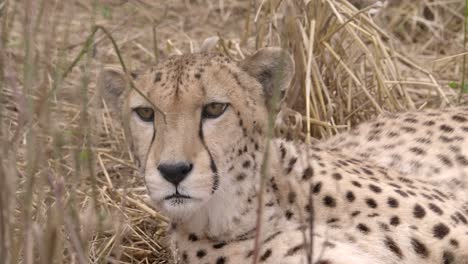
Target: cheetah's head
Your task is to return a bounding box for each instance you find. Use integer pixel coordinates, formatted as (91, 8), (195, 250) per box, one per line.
(99, 48), (294, 225)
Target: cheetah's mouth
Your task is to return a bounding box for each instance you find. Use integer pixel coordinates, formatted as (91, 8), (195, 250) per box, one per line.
(164, 193), (193, 207)
(164, 193), (192, 200)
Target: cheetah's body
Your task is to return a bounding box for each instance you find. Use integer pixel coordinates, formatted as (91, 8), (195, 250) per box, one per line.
(320, 108), (468, 201)
(173, 137), (468, 264)
(99, 49), (468, 264)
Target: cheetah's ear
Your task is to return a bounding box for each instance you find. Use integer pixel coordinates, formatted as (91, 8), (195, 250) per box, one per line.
(240, 47), (294, 109)
(97, 66), (129, 112)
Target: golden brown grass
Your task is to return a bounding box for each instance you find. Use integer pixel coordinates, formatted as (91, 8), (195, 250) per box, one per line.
(0, 0), (466, 263)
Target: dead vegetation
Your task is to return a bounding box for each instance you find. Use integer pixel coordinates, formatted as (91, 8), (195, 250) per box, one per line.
(0, 0), (466, 263)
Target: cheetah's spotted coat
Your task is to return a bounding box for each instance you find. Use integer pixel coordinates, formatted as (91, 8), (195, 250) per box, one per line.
(320, 109), (468, 202)
(99, 48), (468, 264)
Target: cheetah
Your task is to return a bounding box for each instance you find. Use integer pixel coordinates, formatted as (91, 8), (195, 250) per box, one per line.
(319, 108), (468, 201)
(99, 48), (468, 263)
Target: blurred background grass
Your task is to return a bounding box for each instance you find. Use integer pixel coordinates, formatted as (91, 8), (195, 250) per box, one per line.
(0, 0), (467, 263)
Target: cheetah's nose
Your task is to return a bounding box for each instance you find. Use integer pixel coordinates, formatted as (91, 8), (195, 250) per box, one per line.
(157, 162), (193, 186)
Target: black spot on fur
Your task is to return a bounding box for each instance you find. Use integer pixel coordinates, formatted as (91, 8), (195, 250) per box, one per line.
(389, 183), (402, 189)
(286, 157), (297, 174)
(404, 118), (418, 123)
(302, 167), (314, 180)
(440, 135), (463, 143)
(423, 120), (435, 126)
(211, 171), (219, 193)
(390, 216), (400, 226)
(284, 243), (305, 257)
(351, 211), (361, 217)
(384, 236), (403, 259)
(264, 231), (282, 244)
(188, 233), (198, 241)
(421, 193), (433, 200)
(154, 72), (162, 83)
(280, 144), (287, 160)
(288, 192), (296, 204)
(456, 155), (468, 166)
(433, 189), (449, 199)
(411, 238), (428, 258)
(315, 261), (331, 264)
(196, 250), (206, 258)
(213, 242), (227, 249)
(449, 239), (459, 248)
(416, 137), (431, 144)
(369, 184), (382, 193)
(332, 172), (342, 180)
(413, 204), (426, 218)
(453, 115), (467, 122)
(236, 173), (246, 181)
(379, 222), (390, 231)
(285, 210), (294, 220)
(346, 191), (355, 202)
(270, 178), (279, 192)
(437, 154), (454, 167)
(398, 177), (414, 184)
(312, 182), (322, 194)
(456, 212), (467, 224)
(401, 126), (416, 133)
(440, 124), (454, 133)
(443, 251), (455, 264)
(409, 147), (426, 156)
(387, 197), (399, 208)
(362, 168), (374, 175)
(428, 203), (443, 215)
(323, 195), (336, 207)
(260, 249), (272, 262)
(216, 256), (226, 264)
(394, 189), (409, 198)
(366, 198), (378, 208)
(357, 223), (370, 234)
(433, 223), (450, 239)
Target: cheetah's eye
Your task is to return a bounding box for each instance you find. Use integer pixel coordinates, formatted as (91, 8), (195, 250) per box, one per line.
(134, 107), (154, 122)
(202, 103), (228, 119)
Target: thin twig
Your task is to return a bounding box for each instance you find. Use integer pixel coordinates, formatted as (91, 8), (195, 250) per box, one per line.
(305, 20), (315, 144)
(458, 0), (468, 102)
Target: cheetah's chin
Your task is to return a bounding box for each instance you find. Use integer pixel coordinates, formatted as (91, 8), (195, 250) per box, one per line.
(159, 198), (205, 221)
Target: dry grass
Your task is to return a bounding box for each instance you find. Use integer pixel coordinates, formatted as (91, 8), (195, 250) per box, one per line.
(0, 0), (466, 263)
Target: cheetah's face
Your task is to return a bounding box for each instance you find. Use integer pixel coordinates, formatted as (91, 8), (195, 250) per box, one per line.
(99, 48), (294, 221)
